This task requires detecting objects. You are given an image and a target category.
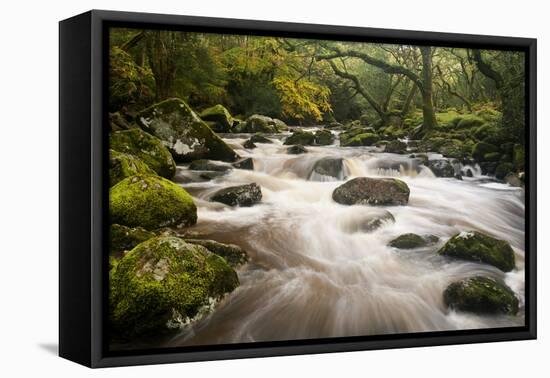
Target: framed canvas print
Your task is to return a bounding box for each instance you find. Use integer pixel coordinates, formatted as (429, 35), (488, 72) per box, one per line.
(59, 10), (537, 368)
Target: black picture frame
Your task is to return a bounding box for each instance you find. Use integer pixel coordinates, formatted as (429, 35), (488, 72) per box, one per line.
(59, 9), (537, 368)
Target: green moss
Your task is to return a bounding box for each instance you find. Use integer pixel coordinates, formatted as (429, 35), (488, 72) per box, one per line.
(110, 224), (155, 256)
(110, 175), (197, 230)
(473, 123), (498, 141)
(472, 141), (498, 162)
(185, 239), (249, 268)
(436, 110), (462, 126)
(513, 144), (525, 170)
(341, 132), (379, 147)
(314, 129), (335, 145)
(438, 231), (516, 272)
(443, 276), (518, 315)
(200, 104), (233, 133)
(109, 236), (239, 338)
(284, 130), (316, 146)
(109, 149), (155, 187)
(244, 115), (278, 133)
(389, 233), (438, 249)
(483, 152), (501, 162)
(110, 128), (176, 179)
(456, 114), (485, 129)
(137, 98), (239, 162)
(495, 162), (514, 180)
(475, 108), (502, 123)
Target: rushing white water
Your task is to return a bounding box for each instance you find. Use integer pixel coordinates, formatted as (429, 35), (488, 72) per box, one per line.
(166, 128), (525, 347)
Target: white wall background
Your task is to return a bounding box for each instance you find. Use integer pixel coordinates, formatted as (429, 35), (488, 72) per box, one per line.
(0, 0), (546, 376)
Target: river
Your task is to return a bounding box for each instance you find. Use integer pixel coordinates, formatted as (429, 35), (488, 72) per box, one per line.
(166, 127), (525, 347)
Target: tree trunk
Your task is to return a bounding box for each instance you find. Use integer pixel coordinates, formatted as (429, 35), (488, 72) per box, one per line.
(420, 46), (437, 133)
(147, 31), (178, 101)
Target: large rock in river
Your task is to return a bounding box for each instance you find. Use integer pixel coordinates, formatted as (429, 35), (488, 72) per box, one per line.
(443, 276), (519, 315)
(309, 157), (346, 181)
(332, 177), (410, 206)
(438, 231), (515, 272)
(244, 114), (279, 133)
(109, 149), (155, 187)
(110, 128), (176, 179)
(110, 175), (197, 230)
(109, 236), (239, 338)
(199, 104), (233, 133)
(427, 159), (456, 178)
(284, 130), (316, 146)
(137, 98), (239, 163)
(210, 183), (262, 207)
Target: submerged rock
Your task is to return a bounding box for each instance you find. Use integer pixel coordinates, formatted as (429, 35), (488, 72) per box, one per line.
(185, 239), (249, 268)
(332, 177), (410, 206)
(199, 104), (233, 133)
(287, 145), (308, 154)
(110, 175), (197, 230)
(109, 149), (155, 187)
(249, 133), (273, 144)
(109, 236), (239, 338)
(310, 157), (346, 181)
(188, 159), (232, 172)
(389, 233), (439, 249)
(110, 128), (176, 179)
(243, 139), (257, 149)
(110, 224), (155, 256)
(438, 231), (515, 272)
(210, 183), (262, 207)
(426, 159), (455, 178)
(284, 130), (316, 146)
(339, 209), (395, 234)
(443, 276), (519, 315)
(232, 157), (254, 170)
(137, 98), (239, 163)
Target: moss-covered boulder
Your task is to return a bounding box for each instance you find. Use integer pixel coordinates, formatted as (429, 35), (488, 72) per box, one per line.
(443, 276), (519, 315)
(341, 132), (379, 147)
(438, 231), (515, 272)
(109, 149), (155, 187)
(110, 129), (176, 179)
(472, 141), (498, 162)
(249, 133), (273, 144)
(332, 177), (410, 206)
(483, 152), (501, 162)
(199, 104), (233, 133)
(244, 115), (278, 133)
(110, 224), (155, 256)
(284, 130), (316, 146)
(389, 233), (439, 249)
(273, 118), (288, 131)
(185, 239), (249, 268)
(309, 157), (346, 181)
(110, 175), (197, 230)
(210, 183), (262, 207)
(314, 129), (335, 145)
(287, 144), (308, 154)
(384, 140), (407, 154)
(188, 159), (232, 172)
(109, 236), (239, 338)
(137, 98), (239, 163)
